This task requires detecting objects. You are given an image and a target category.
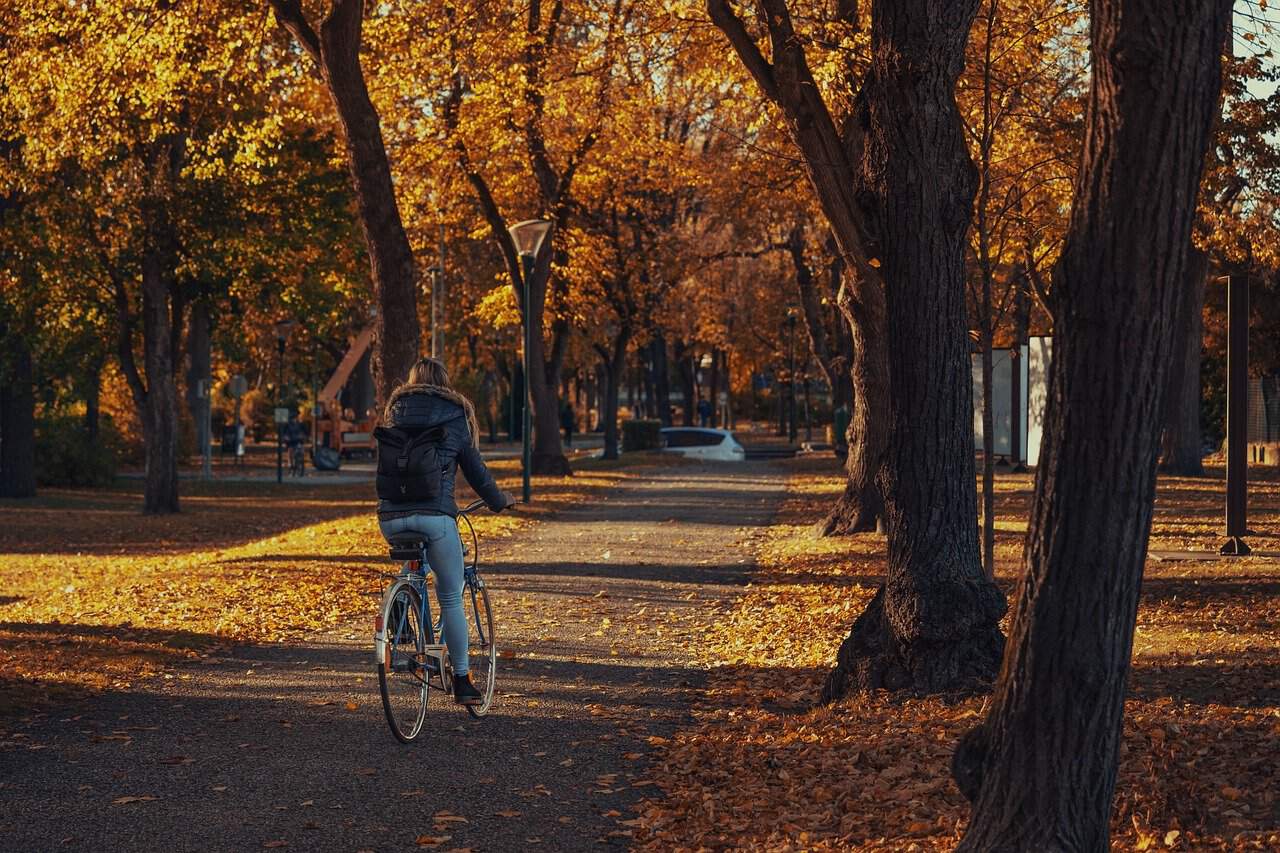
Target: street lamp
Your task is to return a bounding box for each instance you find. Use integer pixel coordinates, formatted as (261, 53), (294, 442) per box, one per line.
(1220, 273), (1250, 555)
(427, 264), (443, 359)
(786, 307), (799, 443)
(274, 318), (295, 484)
(508, 218), (554, 504)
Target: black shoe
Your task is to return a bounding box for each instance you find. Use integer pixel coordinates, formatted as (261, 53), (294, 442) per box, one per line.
(453, 673), (483, 706)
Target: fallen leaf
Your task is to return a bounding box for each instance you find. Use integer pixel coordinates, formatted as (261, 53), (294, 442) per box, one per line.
(415, 836), (451, 848)
(111, 795), (157, 805)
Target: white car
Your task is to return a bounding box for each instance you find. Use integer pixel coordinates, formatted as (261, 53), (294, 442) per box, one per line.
(660, 427), (747, 461)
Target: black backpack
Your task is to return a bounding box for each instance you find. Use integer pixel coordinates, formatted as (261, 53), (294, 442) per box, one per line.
(373, 425), (447, 502)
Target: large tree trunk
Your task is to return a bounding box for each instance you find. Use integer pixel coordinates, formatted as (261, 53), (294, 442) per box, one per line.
(597, 330), (629, 460)
(0, 334), (37, 499)
(712, 0), (1003, 699)
(268, 0), (419, 406)
(953, 2), (1229, 848)
(139, 245), (181, 515)
(522, 250), (572, 476)
(818, 272), (888, 536)
(1159, 246), (1208, 475)
(805, 246), (875, 537)
(823, 0), (1005, 699)
(674, 341), (696, 426)
(185, 299), (211, 460)
(652, 335), (672, 426)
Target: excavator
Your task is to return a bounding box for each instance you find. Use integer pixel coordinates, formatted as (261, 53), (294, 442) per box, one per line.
(315, 327), (378, 460)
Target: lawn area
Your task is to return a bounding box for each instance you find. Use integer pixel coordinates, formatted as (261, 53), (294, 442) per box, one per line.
(0, 454), (670, 715)
(634, 457), (1280, 851)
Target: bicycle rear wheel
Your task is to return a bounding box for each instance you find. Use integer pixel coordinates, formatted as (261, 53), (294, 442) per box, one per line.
(377, 580), (428, 742)
(465, 578), (496, 718)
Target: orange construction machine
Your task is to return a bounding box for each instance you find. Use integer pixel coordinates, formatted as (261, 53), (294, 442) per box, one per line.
(316, 327), (378, 458)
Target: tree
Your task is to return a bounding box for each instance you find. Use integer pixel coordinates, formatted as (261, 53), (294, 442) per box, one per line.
(952, 0), (1231, 847)
(711, 0), (1006, 697)
(267, 0), (420, 405)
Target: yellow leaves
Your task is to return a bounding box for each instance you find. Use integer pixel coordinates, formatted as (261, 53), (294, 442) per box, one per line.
(471, 286), (521, 330)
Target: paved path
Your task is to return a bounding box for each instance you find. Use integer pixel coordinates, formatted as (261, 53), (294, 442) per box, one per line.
(1, 461), (783, 852)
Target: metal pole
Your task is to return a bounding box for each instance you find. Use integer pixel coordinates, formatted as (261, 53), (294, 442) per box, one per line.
(430, 267), (441, 359)
(1221, 272), (1250, 555)
(438, 222), (446, 360)
(788, 316), (797, 443)
(276, 339), (284, 484)
(521, 254), (534, 504)
(201, 381), (212, 480)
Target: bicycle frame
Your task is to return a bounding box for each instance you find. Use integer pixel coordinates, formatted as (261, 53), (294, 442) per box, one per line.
(373, 507), (487, 696)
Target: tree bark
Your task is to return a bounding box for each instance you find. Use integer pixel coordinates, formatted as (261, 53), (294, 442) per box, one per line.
(268, 0), (419, 407)
(1159, 246), (1208, 475)
(184, 299), (211, 456)
(596, 329), (630, 460)
(827, 0), (1004, 698)
(954, 2), (1230, 847)
(818, 270), (887, 536)
(712, 0), (1002, 698)
(0, 334), (37, 499)
(652, 335), (673, 426)
(523, 248), (573, 476)
(674, 341), (696, 426)
(140, 246), (181, 514)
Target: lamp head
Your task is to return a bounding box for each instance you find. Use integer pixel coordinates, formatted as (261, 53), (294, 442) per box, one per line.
(508, 219), (554, 259)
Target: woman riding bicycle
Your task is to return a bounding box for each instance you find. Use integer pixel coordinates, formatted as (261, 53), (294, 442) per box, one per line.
(378, 357), (515, 705)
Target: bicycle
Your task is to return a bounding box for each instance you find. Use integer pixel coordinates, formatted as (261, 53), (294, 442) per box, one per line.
(374, 498), (497, 742)
(288, 443), (306, 477)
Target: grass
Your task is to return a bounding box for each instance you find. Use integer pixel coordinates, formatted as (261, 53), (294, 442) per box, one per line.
(0, 453), (678, 715)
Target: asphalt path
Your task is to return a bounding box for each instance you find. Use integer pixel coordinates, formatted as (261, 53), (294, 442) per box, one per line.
(1, 461), (784, 852)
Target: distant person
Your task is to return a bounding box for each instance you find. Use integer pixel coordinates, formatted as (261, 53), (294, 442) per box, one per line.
(282, 413), (307, 476)
(282, 412), (307, 448)
(561, 400), (575, 447)
(376, 357), (516, 706)
(697, 396), (713, 428)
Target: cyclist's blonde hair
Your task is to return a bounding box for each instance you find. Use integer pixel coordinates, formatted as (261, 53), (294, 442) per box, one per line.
(407, 356), (451, 389)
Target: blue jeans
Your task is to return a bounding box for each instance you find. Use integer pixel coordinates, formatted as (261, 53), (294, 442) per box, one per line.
(379, 514), (469, 676)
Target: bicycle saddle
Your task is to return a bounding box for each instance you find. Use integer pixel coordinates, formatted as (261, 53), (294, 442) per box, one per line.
(386, 535), (425, 561)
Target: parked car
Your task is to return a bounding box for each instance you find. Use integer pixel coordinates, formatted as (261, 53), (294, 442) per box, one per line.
(660, 427), (747, 462)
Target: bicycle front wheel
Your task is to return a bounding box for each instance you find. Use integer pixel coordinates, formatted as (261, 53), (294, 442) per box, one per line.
(465, 579), (496, 718)
(377, 580), (428, 742)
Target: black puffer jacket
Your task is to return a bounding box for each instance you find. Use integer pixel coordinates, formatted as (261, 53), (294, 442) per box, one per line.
(376, 384), (511, 519)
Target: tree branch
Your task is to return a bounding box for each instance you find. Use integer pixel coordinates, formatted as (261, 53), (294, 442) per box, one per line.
(707, 0), (780, 102)
(265, 0), (322, 67)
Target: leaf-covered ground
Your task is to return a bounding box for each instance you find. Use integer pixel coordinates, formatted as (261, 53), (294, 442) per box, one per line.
(0, 456), (652, 715)
(633, 457), (1280, 851)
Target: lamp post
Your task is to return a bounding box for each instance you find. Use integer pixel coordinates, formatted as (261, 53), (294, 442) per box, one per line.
(428, 264), (443, 359)
(1220, 273), (1250, 555)
(274, 318), (295, 484)
(786, 307), (799, 443)
(507, 219), (554, 504)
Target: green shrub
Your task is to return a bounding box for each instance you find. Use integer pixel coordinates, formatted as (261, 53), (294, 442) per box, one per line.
(621, 419), (663, 452)
(35, 414), (121, 487)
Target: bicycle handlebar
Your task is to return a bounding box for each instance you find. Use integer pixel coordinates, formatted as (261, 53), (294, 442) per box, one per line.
(459, 497), (520, 514)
